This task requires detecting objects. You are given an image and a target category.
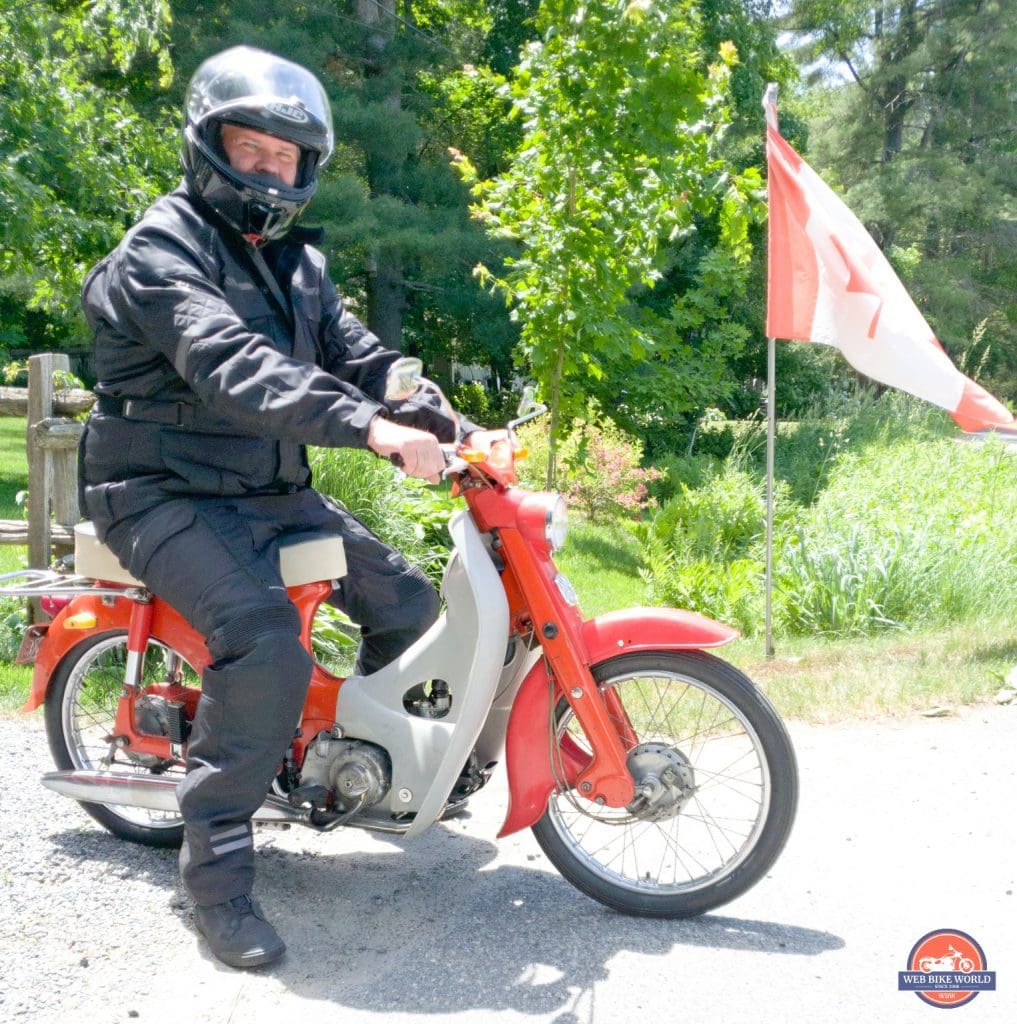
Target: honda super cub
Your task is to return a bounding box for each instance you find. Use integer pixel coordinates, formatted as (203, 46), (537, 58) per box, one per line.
(1, 378), (798, 918)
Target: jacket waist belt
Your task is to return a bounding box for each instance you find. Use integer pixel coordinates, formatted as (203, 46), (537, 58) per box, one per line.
(95, 396), (245, 433)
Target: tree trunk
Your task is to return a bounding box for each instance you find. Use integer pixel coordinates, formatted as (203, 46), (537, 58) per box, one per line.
(366, 250), (406, 351)
(881, 73), (908, 163)
(545, 167), (579, 489)
(357, 0), (406, 351)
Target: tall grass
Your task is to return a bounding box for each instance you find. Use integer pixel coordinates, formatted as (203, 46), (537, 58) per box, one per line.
(640, 391), (1017, 639)
(308, 446), (454, 580)
(778, 435), (1017, 633)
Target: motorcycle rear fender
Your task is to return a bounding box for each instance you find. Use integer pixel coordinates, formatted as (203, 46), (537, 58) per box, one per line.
(21, 595), (209, 713)
(498, 606), (737, 837)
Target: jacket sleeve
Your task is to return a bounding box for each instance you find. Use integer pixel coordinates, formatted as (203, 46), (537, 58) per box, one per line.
(317, 270), (486, 440)
(104, 226), (387, 449)
(317, 271), (401, 401)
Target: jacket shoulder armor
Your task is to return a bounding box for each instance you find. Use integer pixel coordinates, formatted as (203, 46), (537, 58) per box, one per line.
(120, 189), (221, 277)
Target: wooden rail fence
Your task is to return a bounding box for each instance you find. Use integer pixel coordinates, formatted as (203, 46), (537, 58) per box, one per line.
(0, 353), (95, 568)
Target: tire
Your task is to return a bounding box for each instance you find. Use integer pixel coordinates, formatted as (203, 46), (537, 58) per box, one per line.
(44, 630), (201, 849)
(531, 650), (798, 918)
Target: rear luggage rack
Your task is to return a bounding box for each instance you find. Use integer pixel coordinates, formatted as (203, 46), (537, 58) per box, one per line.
(0, 569), (146, 600)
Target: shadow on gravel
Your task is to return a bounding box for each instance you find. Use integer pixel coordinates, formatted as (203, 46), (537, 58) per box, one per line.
(48, 819), (842, 1019)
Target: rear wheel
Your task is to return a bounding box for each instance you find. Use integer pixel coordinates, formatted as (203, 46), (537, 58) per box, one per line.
(44, 631), (200, 848)
(532, 650), (798, 918)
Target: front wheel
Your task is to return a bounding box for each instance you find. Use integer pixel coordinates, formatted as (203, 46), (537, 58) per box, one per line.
(44, 631), (200, 849)
(532, 650), (798, 918)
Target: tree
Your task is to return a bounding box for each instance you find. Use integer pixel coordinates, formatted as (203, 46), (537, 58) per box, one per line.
(170, 0), (526, 382)
(784, 0), (1017, 402)
(0, 1), (176, 352)
(461, 0), (762, 480)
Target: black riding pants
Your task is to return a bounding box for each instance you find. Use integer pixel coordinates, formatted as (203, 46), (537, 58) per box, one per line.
(101, 488), (439, 906)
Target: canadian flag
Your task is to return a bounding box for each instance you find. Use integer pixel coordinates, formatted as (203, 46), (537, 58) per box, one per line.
(764, 87), (1014, 433)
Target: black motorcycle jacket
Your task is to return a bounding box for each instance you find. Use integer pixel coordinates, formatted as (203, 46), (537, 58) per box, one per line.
(79, 185), (466, 532)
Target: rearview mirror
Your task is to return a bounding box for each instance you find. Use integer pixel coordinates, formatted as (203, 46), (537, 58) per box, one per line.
(508, 385), (548, 431)
(515, 385), (539, 419)
(385, 357), (424, 401)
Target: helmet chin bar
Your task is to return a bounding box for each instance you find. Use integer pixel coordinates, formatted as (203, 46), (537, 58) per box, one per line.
(243, 200), (294, 244)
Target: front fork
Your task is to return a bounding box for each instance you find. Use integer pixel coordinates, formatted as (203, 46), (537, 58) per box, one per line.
(498, 531), (635, 808)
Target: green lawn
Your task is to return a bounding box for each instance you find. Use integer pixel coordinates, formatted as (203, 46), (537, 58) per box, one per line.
(556, 515), (647, 615)
(0, 418), (34, 711)
(0, 424), (1012, 725)
(729, 618), (1016, 723)
(557, 513), (1014, 722)
(0, 417), (30, 573)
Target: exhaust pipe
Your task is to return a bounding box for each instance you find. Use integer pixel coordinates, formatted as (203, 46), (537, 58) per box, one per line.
(41, 770), (303, 823)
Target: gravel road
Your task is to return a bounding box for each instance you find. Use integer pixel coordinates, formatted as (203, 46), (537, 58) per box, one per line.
(1, 703), (1015, 1024)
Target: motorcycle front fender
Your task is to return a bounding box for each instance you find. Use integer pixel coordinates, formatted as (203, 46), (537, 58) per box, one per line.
(498, 606), (738, 837)
(21, 595), (209, 713)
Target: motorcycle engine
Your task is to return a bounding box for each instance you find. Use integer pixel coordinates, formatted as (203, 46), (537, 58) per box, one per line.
(300, 736), (391, 813)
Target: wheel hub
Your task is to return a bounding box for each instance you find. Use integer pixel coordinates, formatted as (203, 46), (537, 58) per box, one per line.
(625, 743), (695, 821)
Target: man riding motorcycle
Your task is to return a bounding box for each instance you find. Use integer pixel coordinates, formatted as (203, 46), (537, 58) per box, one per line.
(79, 46), (491, 969)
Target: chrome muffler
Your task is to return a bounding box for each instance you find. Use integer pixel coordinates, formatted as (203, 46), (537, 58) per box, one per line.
(40, 770), (303, 823)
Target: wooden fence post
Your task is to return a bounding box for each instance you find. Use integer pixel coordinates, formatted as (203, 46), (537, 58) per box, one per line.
(26, 353), (66, 574)
(0, 356), (91, 574)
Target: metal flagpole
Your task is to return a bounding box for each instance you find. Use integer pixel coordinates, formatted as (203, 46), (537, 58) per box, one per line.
(765, 334), (776, 659)
(763, 82), (779, 660)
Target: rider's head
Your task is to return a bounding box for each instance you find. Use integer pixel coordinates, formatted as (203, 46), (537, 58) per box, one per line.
(182, 46), (334, 243)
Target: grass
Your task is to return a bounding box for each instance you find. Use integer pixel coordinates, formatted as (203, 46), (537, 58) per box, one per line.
(556, 516), (647, 616)
(2, 415), (1014, 725)
(0, 417), (34, 713)
(557, 507), (1017, 724)
(728, 619), (1016, 723)
(0, 417), (29, 573)
(557, 513), (1016, 723)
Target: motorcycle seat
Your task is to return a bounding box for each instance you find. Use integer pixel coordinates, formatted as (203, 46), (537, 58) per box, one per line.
(72, 521), (347, 588)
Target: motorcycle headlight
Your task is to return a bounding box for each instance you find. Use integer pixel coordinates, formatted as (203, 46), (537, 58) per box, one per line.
(545, 494), (568, 552)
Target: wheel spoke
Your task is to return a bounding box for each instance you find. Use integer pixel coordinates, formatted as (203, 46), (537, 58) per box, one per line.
(59, 635), (198, 832)
(540, 654), (789, 904)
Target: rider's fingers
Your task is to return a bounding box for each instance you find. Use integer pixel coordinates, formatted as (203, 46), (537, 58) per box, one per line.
(401, 440), (444, 481)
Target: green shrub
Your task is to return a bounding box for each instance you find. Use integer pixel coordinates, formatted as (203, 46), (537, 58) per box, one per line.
(640, 536), (762, 635)
(309, 447), (454, 581)
(634, 463), (781, 635)
(449, 381), (491, 427)
(776, 526), (922, 635)
(650, 465), (768, 561)
(0, 600), (28, 661)
(514, 414), (661, 521)
(449, 381), (519, 431)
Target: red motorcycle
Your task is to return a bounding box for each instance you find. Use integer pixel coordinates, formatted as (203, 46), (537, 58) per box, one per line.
(2, 388), (797, 918)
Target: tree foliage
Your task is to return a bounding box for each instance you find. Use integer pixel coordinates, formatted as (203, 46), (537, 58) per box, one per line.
(785, 0), (1017, 402)
(3, 0), (1009, 446)
(0, 1), (176, 348)
(169, 0), (526, 378)
(461, 0), (765, 476)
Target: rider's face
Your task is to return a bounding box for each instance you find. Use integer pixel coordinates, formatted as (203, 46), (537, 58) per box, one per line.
(220, 124), (301, 187)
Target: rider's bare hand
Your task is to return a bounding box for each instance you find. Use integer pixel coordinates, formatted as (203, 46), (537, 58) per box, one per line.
(368, 416), (445, 483)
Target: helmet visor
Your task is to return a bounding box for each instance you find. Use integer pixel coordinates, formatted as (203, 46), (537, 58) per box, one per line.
(186, 46), (334, 163)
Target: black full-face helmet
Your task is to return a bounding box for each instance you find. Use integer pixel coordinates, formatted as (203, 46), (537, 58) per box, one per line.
(182, 46), (334, 242)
